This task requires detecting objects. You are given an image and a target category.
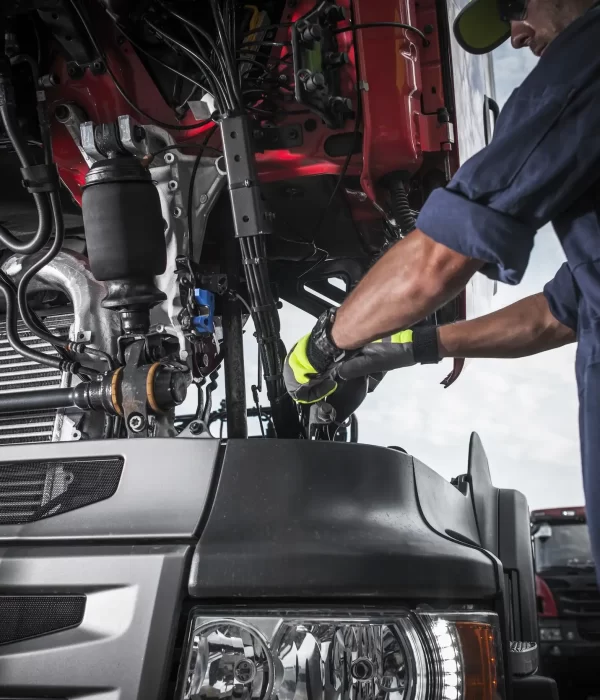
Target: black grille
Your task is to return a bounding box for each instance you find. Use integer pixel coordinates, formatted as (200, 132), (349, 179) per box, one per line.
(0, 457), (123, 524)
(0, 595), (85, 645)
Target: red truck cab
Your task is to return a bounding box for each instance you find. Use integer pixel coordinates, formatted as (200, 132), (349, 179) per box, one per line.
(532, 507), (600, 699)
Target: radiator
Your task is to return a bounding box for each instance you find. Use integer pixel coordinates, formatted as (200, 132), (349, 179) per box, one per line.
(0, 313), (73, 446)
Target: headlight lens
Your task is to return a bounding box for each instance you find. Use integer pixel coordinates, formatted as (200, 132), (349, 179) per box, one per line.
(178, 611), (504, 700)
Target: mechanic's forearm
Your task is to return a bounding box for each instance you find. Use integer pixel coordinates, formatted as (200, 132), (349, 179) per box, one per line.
(437, 293), (576, 359)
(331, 229), (482, 349)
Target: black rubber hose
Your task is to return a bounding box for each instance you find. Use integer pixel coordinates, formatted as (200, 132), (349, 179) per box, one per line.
(389, 177), (416, 235)
(17, 191), (67, 348)
(0, 76), (53, 254)
(0, 269), (62, 370)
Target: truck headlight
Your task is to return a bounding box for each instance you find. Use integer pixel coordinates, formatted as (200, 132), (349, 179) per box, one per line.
(176, 611), (504, 700)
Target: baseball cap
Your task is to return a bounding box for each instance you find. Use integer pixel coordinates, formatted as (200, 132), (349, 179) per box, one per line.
(453, 0), (512, 54)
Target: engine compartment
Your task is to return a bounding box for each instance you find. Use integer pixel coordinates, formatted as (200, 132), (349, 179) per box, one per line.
(0, 0), (464, 444)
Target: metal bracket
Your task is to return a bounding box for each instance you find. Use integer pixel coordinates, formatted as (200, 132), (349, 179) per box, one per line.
(252, 124), (303, 152)
(220, 115), (272, 238)
(291, 1), (351, 129)
(37, 0), (103, 76)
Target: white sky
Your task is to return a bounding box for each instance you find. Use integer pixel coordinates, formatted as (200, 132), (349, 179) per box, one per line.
(210, 42), (583, 511)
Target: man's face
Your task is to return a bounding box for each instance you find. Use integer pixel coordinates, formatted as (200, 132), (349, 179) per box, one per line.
(510, 0), (591, 56)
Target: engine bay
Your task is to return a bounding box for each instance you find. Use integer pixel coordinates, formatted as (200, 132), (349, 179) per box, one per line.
(0, 0), (464, 443)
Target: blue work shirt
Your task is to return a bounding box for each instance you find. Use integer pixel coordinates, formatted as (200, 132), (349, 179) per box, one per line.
(417, 6), (600, 566)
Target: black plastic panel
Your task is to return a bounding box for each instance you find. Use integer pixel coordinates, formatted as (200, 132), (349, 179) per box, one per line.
(413, 456), (481, 546)
(498, 489), (539, 644)
(468, 432), (499, 556)
(190, 440), (497, 600)
(0, 595), (85, 645)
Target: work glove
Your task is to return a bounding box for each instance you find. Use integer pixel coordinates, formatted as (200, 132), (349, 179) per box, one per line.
(338, 326), (440, 380)
(284, 309), (441, 404)
(283, 309), (348, 404)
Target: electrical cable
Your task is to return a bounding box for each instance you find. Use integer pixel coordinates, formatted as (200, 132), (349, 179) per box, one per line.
(237, 40), (291, 48)
(156, 0), (237, 111)
(112, 23), (216, 102)
(144, 18), (231, 113)
(72, 0), (211, 131)
(209, 0), (245, 111)
(333, 22), (429, 46)
(241, 23), (293, 37)
(145, 140), (221, 164)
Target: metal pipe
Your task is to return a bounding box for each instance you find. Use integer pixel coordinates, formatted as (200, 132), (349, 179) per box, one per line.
(222, 294), (247, 439)
(3, 249), (121, 357)
(0, 387), (76, 413)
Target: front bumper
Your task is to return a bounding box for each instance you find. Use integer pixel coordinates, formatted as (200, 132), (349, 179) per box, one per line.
(0, 438), (500, 698)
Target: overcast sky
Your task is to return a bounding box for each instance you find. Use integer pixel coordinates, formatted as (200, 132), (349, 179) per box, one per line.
(211, 42), (583, 511)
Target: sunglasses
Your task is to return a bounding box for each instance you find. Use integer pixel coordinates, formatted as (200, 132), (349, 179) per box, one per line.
(497, 0), (529, 22)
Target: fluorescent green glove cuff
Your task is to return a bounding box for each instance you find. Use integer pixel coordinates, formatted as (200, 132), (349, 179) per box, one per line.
(284, 334), (338, 404)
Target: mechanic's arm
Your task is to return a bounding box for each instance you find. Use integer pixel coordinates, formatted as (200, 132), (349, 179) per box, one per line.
(331, 229), (483, 350)
(437, 292), (576, 360)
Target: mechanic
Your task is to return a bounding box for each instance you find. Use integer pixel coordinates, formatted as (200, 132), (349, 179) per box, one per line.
(284, 0), (600, 565)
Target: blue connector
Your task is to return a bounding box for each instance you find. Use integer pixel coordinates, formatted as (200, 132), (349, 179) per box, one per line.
(192, 288), (215, 334)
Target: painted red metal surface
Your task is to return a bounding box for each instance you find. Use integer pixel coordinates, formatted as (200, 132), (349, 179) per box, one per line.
(352, 0), (423, 201)
(536, 574), (559, 618)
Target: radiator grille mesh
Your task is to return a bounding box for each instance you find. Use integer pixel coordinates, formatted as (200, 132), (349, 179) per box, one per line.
(0, 595), (86, 645)
(0, 313), (73, 445)
(0, 457), (123, 524)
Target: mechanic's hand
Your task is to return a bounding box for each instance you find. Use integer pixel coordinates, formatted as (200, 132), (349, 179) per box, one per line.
(283, 309), (347, 404)
(338, 326), (441, 380)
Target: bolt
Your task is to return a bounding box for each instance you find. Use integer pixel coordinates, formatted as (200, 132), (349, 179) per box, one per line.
(133, 125), (146, 142)
(173, 206), (183, 218)
(164, 152), (175, 164)
(199, 193), (208, 204)
(304, 72), (326, 93)
(39, 73), (59, 88)
(316, 402), (336, 424)
(168, 180), (178, 191)
(424, 24), (434, 34)
(128, 413), (146, 433)
(189, 421), (202, 435)
(92, 61), (104, 73)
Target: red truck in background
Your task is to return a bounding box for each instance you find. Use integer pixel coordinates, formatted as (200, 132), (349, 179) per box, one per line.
(533, 507), (600, 699)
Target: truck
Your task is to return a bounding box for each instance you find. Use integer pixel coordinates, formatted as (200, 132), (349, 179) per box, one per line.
(0, 0), (556, 697)
(533, 507), (600, 699)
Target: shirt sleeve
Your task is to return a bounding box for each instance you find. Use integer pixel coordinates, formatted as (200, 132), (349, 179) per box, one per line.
(416, 17), (600, 285)
(543, 263), (580, 332)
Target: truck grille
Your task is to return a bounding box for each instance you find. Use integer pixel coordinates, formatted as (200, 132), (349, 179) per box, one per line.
(544, 574), (600, 641)
(0, 313), (73, 446)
